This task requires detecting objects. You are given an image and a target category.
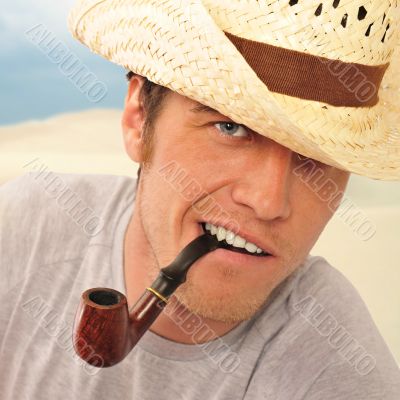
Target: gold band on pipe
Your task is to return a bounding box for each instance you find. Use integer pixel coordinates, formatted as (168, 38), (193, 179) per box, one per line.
(146, 287), (168, 303)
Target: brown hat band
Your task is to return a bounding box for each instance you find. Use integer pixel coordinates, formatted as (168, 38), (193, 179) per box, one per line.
(224, 31), (389, 107)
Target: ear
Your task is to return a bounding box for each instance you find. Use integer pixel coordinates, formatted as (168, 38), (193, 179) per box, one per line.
(121, 75), (146, 163)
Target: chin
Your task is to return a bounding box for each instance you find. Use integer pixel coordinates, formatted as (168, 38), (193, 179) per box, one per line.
(173, 279), (269, 323)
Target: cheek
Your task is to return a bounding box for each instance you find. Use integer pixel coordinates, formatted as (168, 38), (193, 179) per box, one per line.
(294, 167), (349, 219)
(310, 195), (335, 227)
(151, 155), (210, 210)
(291, 184), (338, 245)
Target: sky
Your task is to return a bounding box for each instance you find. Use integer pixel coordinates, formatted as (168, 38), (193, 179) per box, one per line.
(0, 0), (127, 125)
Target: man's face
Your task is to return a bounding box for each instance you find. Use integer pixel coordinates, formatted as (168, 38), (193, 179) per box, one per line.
(125, 85), (350, 323)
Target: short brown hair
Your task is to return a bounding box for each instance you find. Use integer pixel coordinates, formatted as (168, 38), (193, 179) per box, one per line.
(126, 71), (171, 185)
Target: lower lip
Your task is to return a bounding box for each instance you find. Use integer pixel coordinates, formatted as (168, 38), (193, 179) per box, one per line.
(206, 247), (275, 267)
(196, 223), (275, 266)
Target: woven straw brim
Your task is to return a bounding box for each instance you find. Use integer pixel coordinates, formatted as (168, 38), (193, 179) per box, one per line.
(68, 0), (400, 180)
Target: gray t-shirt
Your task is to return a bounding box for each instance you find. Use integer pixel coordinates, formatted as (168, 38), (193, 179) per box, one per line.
(1, 171), (399, 400)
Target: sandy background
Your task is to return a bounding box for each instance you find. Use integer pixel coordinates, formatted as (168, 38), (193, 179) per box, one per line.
(1, 109), (399, 365)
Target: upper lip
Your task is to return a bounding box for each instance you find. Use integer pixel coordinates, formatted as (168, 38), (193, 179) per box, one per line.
(200, 220), (276, 256)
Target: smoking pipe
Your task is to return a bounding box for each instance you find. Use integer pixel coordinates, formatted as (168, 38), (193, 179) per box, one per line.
(73, 232), (222, 368)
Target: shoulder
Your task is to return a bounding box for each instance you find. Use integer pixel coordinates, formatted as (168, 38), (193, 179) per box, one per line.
(0, 170), (136, 226)
(250, 256), (400, 398)
(289, 255), (382, 339)
(0, 171), (136, 287)
(290, 254), (369, 318)
(0, 168), (136, 203)
(303, 356), (400, 399)
(291, 256), (400, 397)
(0, 169), (136, 203)
(289, 255), (389, 357)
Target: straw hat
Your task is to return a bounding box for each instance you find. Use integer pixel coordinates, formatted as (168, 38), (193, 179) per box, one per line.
(68, 0), (400, 180)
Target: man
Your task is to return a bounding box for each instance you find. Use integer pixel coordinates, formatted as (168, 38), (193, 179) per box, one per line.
(1, 0), (399, 399)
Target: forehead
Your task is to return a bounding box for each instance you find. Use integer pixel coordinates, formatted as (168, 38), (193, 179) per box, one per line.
(166, 92), (227, 118)
(189, 103), (222, 116)
(173, 92), (225, 117)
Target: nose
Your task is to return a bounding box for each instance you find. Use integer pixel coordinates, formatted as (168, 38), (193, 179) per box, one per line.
(231, 141), (293, 221)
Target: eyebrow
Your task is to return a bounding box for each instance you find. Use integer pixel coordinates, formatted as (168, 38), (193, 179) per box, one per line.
(189, 104), (223, 116)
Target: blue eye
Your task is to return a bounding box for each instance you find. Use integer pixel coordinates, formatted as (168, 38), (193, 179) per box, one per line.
(214, 122), (249, 138)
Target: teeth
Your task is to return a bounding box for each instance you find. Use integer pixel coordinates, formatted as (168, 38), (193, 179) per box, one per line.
(245, 242), (258, 253)
(233, 235), (245, 248)
(225, 230), (235, 244)
(216, 226), (226, 241)
(204, 223), (266, 254)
